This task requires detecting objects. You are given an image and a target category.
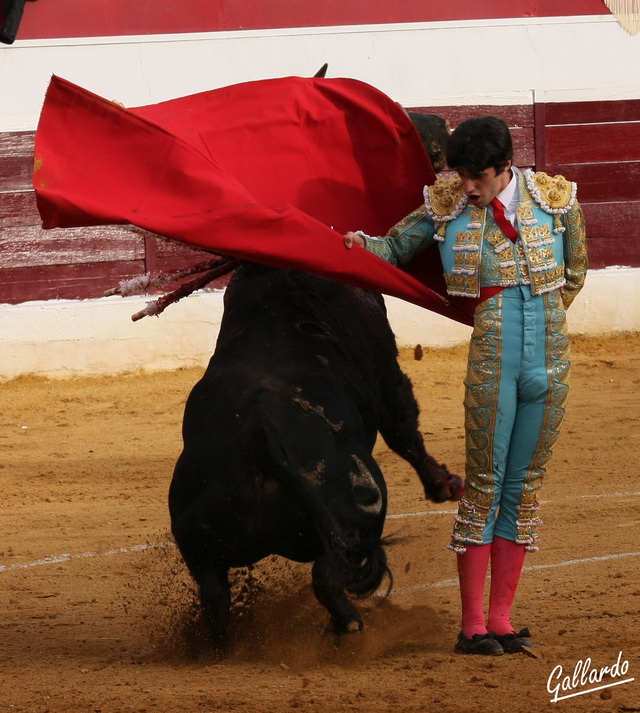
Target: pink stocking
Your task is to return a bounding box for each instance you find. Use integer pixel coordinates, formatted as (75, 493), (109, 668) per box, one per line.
(488, 536), (527, 636)
(457, 543), (491, 638)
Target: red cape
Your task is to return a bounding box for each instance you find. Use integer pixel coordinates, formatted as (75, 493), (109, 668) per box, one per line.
(33, 74), (473, 326)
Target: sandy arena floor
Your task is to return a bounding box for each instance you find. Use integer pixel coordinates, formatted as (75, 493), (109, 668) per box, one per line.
(1, 332), (639, 713)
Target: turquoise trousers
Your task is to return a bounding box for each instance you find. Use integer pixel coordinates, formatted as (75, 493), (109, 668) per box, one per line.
(449, 286), (570, 553)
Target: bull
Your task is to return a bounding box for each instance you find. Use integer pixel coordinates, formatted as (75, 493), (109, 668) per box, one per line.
(169, 261), (463, 647)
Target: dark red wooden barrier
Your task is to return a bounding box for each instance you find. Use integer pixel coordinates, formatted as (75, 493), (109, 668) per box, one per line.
(534, 98), (640, 270)
(0, 131), (216, 302)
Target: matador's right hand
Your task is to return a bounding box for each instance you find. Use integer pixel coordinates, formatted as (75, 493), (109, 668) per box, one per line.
(343, 231), (366, 249)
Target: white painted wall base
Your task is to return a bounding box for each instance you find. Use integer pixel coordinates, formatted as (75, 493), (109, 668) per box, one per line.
(1, 266), (637, 379)
(0, 290), (226, 380)
(385, 266), (640, 349)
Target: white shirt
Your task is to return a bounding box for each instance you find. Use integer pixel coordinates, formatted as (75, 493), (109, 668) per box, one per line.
(493, 169), (518, 229)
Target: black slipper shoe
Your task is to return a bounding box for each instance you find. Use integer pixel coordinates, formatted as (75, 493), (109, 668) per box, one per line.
(495, 628), (536, 657)
(454, 631), (504, 655)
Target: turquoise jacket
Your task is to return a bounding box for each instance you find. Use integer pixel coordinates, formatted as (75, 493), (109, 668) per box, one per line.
(364, 167), (587, 309)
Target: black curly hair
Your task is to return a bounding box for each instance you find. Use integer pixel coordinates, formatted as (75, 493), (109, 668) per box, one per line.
(446, 115), (513, 177)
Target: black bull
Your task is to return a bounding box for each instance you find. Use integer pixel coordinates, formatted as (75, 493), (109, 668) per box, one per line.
(169, 262), (463, 644)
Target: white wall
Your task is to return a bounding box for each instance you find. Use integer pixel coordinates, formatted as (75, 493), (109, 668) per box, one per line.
(1, 266), (637, 379)
(2, 15), (640, 132)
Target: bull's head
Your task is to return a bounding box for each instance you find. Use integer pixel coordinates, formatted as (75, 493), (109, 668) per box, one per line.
(407, 112), (452, 173)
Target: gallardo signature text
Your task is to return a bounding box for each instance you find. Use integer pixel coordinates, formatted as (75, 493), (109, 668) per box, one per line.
(547, 651), (633, 703)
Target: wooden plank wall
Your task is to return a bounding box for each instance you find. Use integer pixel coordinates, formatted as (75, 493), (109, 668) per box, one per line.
(534, 98), (640, 270)
(0, 131), (217, 303)
(1, 100), (638, 304)
(415, 103), (536, 172)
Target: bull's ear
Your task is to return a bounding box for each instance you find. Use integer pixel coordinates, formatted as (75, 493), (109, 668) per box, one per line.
(1, 0), (36, 45)
(313, 63), (329, 78)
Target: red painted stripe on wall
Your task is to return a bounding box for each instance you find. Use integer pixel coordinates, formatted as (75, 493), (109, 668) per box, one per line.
(16, 0), (610, 41)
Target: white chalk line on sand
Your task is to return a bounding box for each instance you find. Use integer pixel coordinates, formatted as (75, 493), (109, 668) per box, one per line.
(389, 551), (640, 594)
(0, 542), (175, 574)
(2, 490), (639, 584)
(5, 541), (639, 596)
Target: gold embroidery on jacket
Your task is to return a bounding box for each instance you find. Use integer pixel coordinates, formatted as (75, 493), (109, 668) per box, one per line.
(436, 170), (583, 299)
(561, 204), (588, 308)
(528, 171), (575, 211)
(513, 183), (566, 295)
(446, 207), (484, 296)
(444, 273), (481, 297)
(529, 265), (565, 294)
(426, 176), (465, 218)
(424, 176), (467, 239)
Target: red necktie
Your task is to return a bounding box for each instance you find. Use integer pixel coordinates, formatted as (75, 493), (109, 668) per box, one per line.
(490, 197), (518, 242)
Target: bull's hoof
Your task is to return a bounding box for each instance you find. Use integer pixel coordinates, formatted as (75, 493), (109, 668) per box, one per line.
(426, 473), (465, 503)
(345, 619), (363, 633)
(327, 617), (363, 635)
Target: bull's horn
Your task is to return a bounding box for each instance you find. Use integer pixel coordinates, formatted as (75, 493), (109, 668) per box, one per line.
(314, 63), (329, 78)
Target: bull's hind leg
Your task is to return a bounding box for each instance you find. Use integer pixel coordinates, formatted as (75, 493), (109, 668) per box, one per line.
(312, 555), (363, 633)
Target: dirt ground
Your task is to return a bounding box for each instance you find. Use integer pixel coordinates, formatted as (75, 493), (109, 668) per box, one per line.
(1, 332), (639, 713)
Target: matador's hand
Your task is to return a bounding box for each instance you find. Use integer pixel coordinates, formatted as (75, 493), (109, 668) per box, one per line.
(343, 231), (366, 249)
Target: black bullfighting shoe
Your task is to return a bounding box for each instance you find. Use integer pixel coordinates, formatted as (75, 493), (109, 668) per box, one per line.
(454, 632), (504, 655)
(495, 628), (536, 657)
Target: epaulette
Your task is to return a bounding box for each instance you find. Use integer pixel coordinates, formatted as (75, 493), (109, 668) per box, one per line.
(524, 169), (577, 214)
(423, 176), (467, 237)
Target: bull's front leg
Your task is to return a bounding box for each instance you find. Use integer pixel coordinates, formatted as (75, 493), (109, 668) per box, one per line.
(312, 555), (363, 633)
(414, 439), (465, 503)
(195, 565), (233, 651)
(378, 370), (464, 503)
(386, 422), (462, 503)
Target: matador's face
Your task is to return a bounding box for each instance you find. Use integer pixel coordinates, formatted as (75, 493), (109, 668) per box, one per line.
(456, 162), (512, 208)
